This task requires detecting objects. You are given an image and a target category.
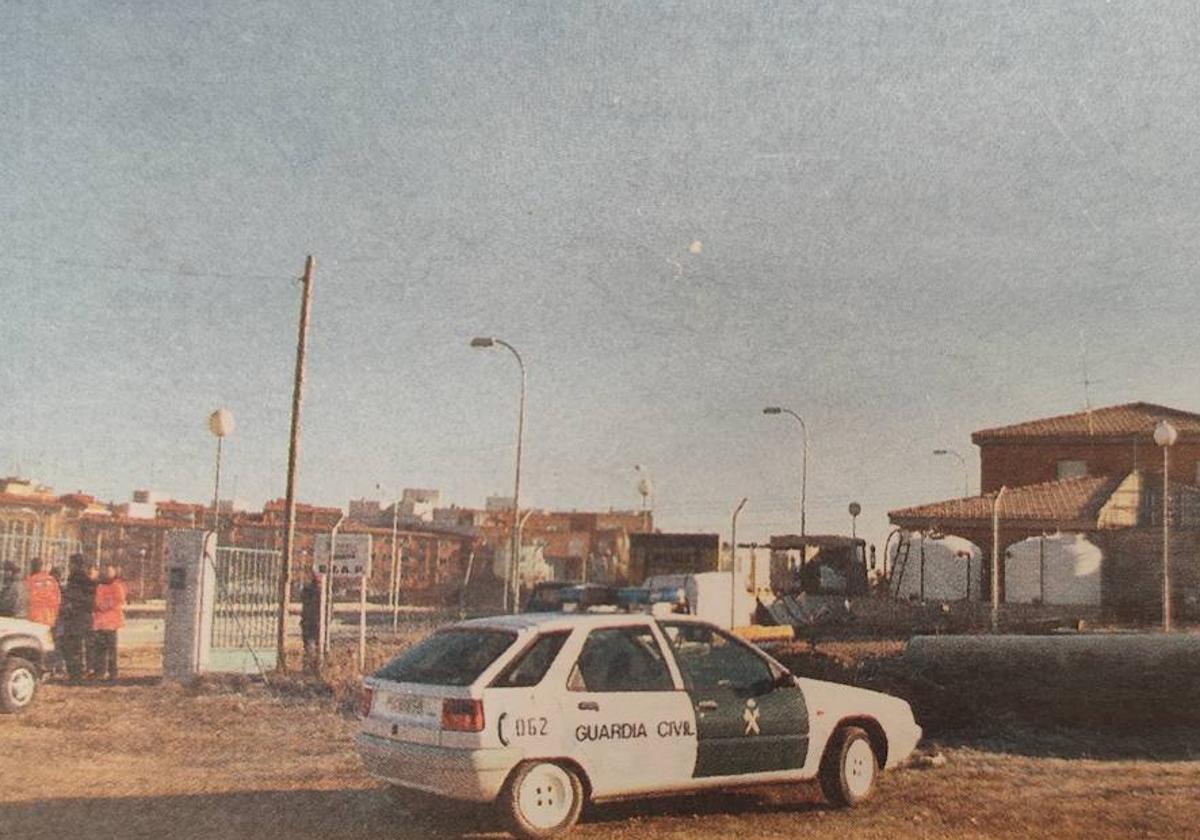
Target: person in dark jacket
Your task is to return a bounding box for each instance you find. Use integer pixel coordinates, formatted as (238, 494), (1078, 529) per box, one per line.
(0, 562), (28, 617)
(48, 565), (67, 675)
(299, 572), (324, 673)
(60, 555), (98, 683)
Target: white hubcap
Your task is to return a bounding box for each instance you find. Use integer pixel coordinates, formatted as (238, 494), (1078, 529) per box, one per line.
(517, 764), (574, 830)
(8, 667), (35, 706)
(844, 738), (876, 798)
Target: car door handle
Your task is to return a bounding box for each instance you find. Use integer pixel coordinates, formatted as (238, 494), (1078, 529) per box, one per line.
(577, 701), (600, 712)
(697, 700), (718, 711)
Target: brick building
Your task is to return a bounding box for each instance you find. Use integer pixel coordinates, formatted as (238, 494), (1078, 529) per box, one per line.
(468, 507), (653, 585)
(973, 403), (1200, 492)
(1, 475), (653, 603)
(889, 402), (1200, 620)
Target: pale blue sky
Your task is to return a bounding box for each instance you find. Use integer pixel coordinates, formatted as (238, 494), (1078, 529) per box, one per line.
(5, 1), (1200, 548)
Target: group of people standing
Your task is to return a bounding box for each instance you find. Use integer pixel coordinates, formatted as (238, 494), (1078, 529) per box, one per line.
(0, 554), (126, 683)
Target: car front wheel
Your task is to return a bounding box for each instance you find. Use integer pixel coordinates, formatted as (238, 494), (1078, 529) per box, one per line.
(500, 760), (585, 839)
(819, 725), (878, 807)
(1, 657), (38, 714)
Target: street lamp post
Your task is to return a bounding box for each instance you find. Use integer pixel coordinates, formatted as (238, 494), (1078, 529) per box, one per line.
(730, 497), (748, 630)
(991, 486), (1007, 633)
(848, 501), (861, 540)
(207, 409), (235, 535)
(138, 547), (148, 600)
(635, 465), (653, 532)
(933, 448), (969, 497)
(472, 336), (526, 614)
(763, 406), (808, 536)
(391, 498), (401, 632)
(378, 484), (402, 632)
(1154, 419), (1178, 633)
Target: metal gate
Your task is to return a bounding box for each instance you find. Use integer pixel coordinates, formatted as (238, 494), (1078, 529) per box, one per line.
(0, 532), (82, 576)
(210, 546), (281, 673)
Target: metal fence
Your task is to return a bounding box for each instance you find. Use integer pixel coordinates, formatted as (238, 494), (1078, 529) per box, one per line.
(211, 546), (281, 670)
(0, 532), (82, 576)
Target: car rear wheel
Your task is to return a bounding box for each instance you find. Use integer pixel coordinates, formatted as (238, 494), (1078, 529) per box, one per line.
(500, 760), (584, 839)
(819, 725), (878, 807)
(1, 657), (38, 714)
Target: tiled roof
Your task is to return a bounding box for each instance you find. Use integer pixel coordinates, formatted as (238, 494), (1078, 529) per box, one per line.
(0, 492), (64, 509)
(972, 402), (1200, 442)
(888, 475), (1125, 527)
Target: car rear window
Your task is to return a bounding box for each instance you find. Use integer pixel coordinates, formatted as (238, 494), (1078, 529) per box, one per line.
(373, 628), (519, 686)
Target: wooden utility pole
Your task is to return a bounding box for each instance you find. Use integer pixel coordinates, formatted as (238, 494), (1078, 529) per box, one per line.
(276, 255), (315, 670)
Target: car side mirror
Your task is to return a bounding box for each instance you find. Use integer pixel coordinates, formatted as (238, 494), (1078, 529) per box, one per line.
(747, 672), (793, 697)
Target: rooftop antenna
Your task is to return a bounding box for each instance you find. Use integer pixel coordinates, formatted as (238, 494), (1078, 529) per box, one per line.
(1079, 329), (1095, 436)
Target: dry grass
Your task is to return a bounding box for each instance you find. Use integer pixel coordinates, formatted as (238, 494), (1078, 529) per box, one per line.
(3, 639), (1199, 839)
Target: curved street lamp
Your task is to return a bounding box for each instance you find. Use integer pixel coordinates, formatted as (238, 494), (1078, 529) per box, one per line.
(471, 337), (526, 613)
(730, 497), (748, 629)
(1154, 419), (1178, 633)
(933, 448), (970, 497)
(763, 406), (808, 536)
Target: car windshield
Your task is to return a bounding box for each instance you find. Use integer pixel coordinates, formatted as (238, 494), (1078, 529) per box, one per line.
(373, 628), (519, 686)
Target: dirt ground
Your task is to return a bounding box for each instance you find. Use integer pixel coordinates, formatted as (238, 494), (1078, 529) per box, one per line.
(3, 645), (1200, 840)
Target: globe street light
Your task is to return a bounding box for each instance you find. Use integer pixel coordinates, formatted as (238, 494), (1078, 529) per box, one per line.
(763, 406), (808, 536)
(471, 336), (526, 614)
(207, 408), (234, 535)
(1154, 419), (1178, 633)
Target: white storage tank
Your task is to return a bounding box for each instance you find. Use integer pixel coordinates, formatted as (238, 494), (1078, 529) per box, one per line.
(1004, 532), (1101, 606)
(892, 533), (982, 601)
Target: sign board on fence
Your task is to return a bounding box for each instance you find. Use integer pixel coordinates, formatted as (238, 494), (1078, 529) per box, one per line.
(314, 533), (372, 578)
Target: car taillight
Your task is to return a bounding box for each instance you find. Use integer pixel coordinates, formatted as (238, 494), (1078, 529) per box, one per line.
(357, 685), (375, 718)
(441, 698), (485, 732)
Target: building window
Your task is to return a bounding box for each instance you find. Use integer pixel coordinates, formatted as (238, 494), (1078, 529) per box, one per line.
(1057, 460), (1087, 480)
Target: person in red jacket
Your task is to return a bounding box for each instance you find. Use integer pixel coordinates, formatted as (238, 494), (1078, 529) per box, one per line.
(25, 558), (62, 627)
(92, 565), (127, 683)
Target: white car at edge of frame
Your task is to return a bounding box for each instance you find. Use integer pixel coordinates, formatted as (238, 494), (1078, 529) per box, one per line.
(355, 612), (922, 839)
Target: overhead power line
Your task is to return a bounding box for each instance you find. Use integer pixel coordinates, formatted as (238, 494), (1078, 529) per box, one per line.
(1, 253), (291, 282)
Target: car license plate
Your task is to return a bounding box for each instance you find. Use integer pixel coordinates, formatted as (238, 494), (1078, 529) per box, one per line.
(383, 693), (437, 717)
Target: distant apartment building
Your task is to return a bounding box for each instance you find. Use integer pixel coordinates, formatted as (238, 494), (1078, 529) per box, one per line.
(400, 488), (440, 521)
(433, 505), (489, 529)
(486, 495), (515, 512)
(0, 473), (657, 603)
(350, 489), (445, 526)
(474, 506), (654, 585)
(348, 498), (382, 521)
(0, 481), (477, 603)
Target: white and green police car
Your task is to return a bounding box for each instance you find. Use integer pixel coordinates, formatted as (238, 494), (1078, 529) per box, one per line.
(356, 613), (921, 839)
